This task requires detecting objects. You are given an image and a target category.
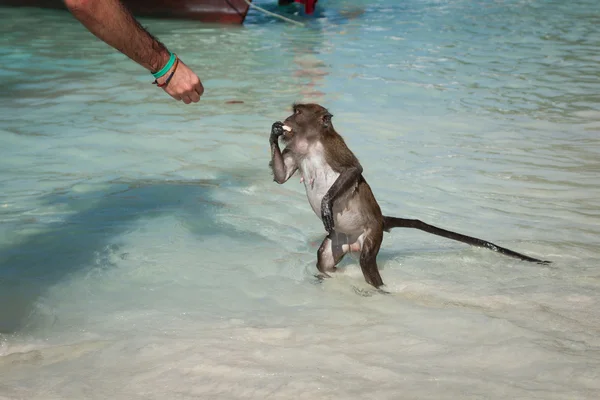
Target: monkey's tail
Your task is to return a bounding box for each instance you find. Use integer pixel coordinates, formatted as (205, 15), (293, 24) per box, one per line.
(382, 216), (551, 264)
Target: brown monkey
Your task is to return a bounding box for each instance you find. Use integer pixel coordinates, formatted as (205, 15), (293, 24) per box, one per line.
(269, 103), (550, 289)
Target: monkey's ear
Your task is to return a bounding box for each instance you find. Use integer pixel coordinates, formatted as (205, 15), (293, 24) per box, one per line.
(322, 112), (333, 128)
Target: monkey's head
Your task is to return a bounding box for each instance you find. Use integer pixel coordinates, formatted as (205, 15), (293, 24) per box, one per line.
(282, 103), (334, 140)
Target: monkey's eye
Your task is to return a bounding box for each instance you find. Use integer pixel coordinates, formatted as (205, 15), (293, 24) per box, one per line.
(295, 108), (302, 115)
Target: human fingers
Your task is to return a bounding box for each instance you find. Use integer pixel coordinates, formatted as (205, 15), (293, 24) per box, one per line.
(194, 81), (204, 98)
(189, 90), (200, 103)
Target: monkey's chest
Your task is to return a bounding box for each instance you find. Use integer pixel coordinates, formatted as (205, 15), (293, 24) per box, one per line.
(299, 155), (340, 217)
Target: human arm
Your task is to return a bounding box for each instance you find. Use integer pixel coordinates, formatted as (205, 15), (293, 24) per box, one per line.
(63, 0), (204, 104)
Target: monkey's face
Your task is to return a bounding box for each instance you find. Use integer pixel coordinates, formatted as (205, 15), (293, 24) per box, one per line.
(283, 103), (333, 140)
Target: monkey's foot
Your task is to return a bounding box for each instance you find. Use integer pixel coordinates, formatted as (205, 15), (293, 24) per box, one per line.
(313, 273), (331, 283)
(314, 268), (336, 281)
(318, 268), (337, 277)
(352, 286), (376, 297)
(352, 285), (391, 297)
(377, 287), (391, 295)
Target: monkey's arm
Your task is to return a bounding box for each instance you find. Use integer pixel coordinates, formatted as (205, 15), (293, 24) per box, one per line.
(321, 165), (363, 233)
(270, 122), (298, 184)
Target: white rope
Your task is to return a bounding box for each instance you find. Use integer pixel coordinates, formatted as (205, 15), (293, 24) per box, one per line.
(243, 0), (305, 27)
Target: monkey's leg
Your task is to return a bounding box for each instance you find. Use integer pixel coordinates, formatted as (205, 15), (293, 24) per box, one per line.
(316, 232), (349, 277)
(359, 228), (384, 288)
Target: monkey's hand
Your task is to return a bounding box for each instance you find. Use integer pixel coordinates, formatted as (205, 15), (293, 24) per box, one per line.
(270, 121), (285, 144)
(321, 196), (334, 233)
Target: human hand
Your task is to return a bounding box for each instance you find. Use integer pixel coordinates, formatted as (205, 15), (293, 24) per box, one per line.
(156, 59), (204, 104)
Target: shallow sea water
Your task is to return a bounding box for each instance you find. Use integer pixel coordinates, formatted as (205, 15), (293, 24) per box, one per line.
(1, 0), (600, 398)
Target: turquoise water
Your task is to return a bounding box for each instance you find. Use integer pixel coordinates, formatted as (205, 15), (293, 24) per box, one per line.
(1, 0), (599, 398)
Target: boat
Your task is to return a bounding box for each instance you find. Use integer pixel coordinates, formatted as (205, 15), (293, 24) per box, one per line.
(0, 0), (318, 24)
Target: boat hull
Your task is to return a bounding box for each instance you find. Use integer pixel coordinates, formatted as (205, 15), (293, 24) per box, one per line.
(0, 0), (252, 24)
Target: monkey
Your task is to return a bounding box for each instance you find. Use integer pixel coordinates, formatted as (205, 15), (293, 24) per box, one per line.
(268, 103), (550, 289)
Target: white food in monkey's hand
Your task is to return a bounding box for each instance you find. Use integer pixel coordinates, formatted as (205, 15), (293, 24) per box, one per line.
(283, 125), (293, 137)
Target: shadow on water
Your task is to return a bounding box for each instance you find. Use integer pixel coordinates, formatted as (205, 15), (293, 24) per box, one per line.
(0, 170), (269, 334)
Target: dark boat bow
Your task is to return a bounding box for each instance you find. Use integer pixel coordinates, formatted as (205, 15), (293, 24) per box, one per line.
(0, 0), (253, 24)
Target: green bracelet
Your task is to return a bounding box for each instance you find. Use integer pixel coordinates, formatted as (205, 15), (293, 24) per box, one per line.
(152, 52), (176, 79)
